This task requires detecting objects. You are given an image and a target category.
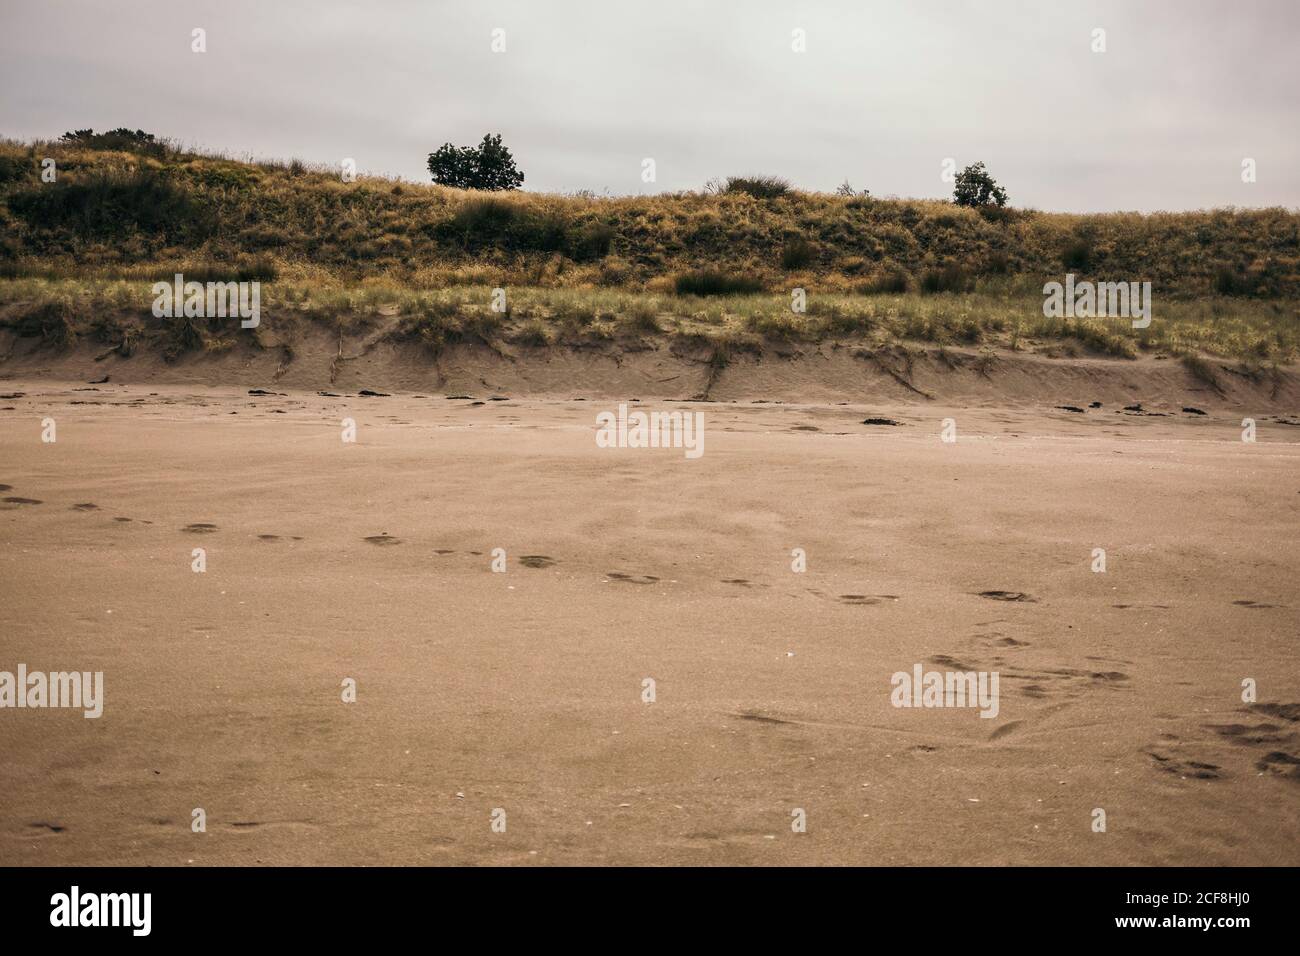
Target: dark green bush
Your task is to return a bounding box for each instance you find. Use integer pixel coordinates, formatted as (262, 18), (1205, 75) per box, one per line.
(985, 250), (1011, 274)
(59, 128), (167, 159)
(1214, 265), (1262, 296)
(7, 168), (210, 240)
(919, 264), (973, 294)
(675, 270), (764, 295)
(1062, 237), (1094, 271)
(441, 198), (567, 252)
(183, 256), (279, 283)
(724, 175), (791, 199)
(568, 222), (615, 261)
(781, 238), (816, 270)
(861, 269), (910, 294)
(0, 154), (30, 184)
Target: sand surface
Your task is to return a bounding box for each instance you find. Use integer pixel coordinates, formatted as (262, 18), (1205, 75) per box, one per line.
(1, 380), (1297, 865)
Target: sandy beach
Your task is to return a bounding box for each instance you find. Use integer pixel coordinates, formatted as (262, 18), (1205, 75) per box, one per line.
(2, 377), (1296, 865)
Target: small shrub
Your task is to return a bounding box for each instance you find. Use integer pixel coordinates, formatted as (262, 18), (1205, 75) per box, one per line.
(723, 175), (791, 199)
(185, 256), (279, 283)
(8, 168), (209, 240)
(623, 305), (661, 334)
(1069, 319), (1138, 358)
(674, 270), (763, 296)
(0, 154), (30, 184)
(568, 222), (615, 261)
(861, 268), (910, 294)
(58, 128), (167, 159)
(443, 197), (566, 252)
(1213, 265), (1261, 296)
(514, 318), (554, 347)
(919, 265), (973, 294)
(978, 205), (1017, 224)
(781, 237), (816, 270)
(449, 196), (520, 234)
(1062, 237), (1094, 271)
(747, 311), (809, 340)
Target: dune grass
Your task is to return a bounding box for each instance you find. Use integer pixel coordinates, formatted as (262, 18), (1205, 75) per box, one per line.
(2, 276), (1295, 364)
(0, 135), (1296, 364)
(2, 136), (1299, 299)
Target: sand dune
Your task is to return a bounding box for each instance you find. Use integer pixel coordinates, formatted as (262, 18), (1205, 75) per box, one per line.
(1, 375), (1296, 865)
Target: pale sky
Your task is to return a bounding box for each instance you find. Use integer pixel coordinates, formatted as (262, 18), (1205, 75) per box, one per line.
(2, 0), (1297, 211)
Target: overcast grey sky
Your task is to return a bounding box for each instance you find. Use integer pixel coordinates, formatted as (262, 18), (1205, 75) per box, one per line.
(2, 0), (1297, 211)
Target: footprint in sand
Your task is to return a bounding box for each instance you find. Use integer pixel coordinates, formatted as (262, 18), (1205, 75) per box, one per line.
(433, 549), (455, 555)
(1257, 752), (1300, 780)
(1151, 703), (1300, 785)
(1232, 599), (1281, 609)
(0, 484), (12, 492)
(929, 653), (979, 670)
(972, 631), (1029, 648)
(257, 534), (281, 541)
(364, 534), (401, 546)
(1254, 703), (1300, 722)
(71, 503), (99, 511)
(977, 590), (1037, 602)
(1145, 751), (1222, 779)
(606, 571), (659, 585)
(1206, 722), (1291, 746)
(182, 523), (219, 534)
(113, 517), (133, 523)
(732, 711), (795, 726)
(989, 720), (1024, 740)
(2, 496), (43, 506)
(519, 555), (556, 568)
(27, 822), (66, 834)
(838, 594), (898, 605)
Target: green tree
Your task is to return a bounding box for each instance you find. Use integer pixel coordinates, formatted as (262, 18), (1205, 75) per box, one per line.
(427, 133), (524, 190)
(952, 162), (1008, 208)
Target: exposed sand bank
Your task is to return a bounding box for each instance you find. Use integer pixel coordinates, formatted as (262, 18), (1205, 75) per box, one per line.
(2, 319), (1298, 411)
